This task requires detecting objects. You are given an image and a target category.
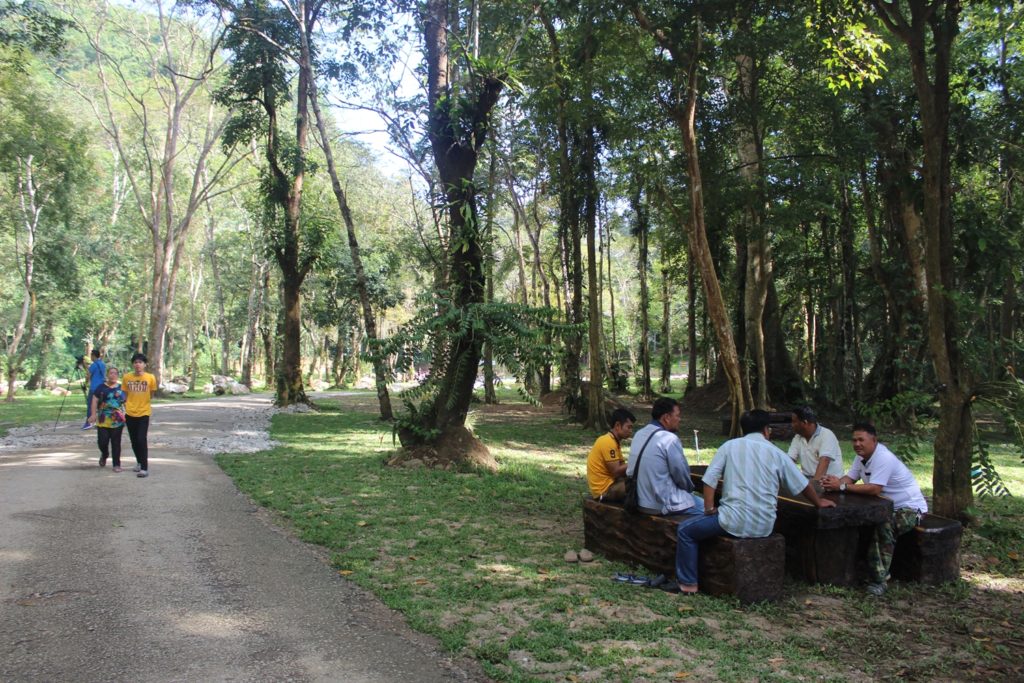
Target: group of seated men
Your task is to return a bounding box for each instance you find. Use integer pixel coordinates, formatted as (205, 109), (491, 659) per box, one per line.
(586, 398), (928, 596)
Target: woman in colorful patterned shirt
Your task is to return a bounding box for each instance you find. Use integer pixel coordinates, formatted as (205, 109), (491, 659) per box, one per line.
(88, 367), (127, 471)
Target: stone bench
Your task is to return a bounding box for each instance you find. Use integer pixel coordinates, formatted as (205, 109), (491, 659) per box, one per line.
(582, 497), (785, 604)
(890, 513), (962, 584)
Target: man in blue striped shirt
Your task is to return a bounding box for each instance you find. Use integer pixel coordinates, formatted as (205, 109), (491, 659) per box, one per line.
(675, 409), (835, 594)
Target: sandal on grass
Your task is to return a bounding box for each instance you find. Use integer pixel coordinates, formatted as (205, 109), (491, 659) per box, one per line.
(646, 574), (667, 588)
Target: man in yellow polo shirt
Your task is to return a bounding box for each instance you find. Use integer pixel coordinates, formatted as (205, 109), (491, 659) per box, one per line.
(122, 352), (157, 478)
(587, 408), (636, 501)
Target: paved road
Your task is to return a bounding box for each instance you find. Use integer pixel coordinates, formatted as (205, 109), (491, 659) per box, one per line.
(0, 395), (487, 683)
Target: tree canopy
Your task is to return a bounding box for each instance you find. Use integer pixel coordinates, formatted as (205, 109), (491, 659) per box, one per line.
(1, 0), (1023, 518)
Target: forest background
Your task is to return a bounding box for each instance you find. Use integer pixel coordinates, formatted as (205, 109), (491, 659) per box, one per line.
(1, 0), (1023, 521)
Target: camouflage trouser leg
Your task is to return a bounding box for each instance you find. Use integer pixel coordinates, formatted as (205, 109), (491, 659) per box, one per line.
(867, 508), (921, 583)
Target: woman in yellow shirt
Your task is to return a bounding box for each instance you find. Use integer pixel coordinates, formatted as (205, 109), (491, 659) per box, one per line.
(122, 352), (157, 478)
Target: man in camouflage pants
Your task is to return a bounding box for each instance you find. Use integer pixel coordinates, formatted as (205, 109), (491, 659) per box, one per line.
(822, 423), (928, 596)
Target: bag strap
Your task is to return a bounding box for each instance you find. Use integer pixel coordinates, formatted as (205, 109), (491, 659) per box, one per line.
(630, 425), (662, 480)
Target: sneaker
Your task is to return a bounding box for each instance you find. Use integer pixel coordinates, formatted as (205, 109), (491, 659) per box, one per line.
(81, 422), (93, 430)
(112, 467), (123, 473)
(866, 582), (887, 596)
(99, 456), (107, 467)
(133, 465), (142, 472)
(137, 470), (149, 478)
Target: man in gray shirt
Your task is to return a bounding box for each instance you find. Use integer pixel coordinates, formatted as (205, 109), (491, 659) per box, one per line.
(626, 397), (703, 516)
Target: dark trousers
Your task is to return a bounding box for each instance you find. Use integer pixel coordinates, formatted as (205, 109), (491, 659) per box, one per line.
(125, 415), (150, 470)
(97, 426), (123, 467)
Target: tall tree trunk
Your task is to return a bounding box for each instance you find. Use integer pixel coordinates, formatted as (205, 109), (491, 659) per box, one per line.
(606, 201), (619, 376)
(482, 148), (498, 404)
(735, 38), (770, 410)
(528, 200), (553, 394)
(660, 269), (672, 393)
(264, 0), (319, 407)
(868, 0), (971, 518)
(633, 178), (653, 399)
(584, 124), (604, 428)
(25, 318), (54, 391)
(408, 0), (503, 463)
(203, 196), (230, 376)
(506, 160), (536, 393)
(75, 6), (237, 389)
(763, 278), (804, 403)
(633, 10), (748, 431)
(542, 10), (583, 412)
(261, 269), (275, 389)
(6, 156), (41, 402)
(838, 179), (862, 402)
(304, 55), (392, 419)
(240, 258), (265, 388)
(186, 257), (201, 391)
(687, 251), (698, 393)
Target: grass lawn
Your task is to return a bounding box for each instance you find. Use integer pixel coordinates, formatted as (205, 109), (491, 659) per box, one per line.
(216, 390), (1024, 682)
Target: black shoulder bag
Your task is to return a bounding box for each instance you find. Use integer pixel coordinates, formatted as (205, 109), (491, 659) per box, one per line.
(623, 427), (661, 513)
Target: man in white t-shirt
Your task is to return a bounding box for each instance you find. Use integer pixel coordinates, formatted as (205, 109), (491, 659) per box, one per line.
(822, 423), (928, 596)
(788, 406), (844, 481)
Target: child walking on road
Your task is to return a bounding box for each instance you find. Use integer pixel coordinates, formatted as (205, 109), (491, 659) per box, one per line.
(88, 367), (127, 471)
(122, 353), (157, 478)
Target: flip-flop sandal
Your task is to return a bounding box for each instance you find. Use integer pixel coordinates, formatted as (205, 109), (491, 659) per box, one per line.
(628, 575), (650, 585)
(612, 572), (635, 583)
(564, 551), (580, 563)
(646, 574), (667, 588)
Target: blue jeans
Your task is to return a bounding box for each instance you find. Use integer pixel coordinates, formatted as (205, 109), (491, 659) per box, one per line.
(675, 512), (724, 586)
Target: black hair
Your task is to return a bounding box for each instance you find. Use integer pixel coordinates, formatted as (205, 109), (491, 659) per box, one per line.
(131, 352), (147, 363)
(792, 406), (817, 423)
(740, 409), (772, 435)
(609, 408), (636, 427)
(651, 397), (680, 421)
(851, 422), (877, 436)
(90, 349), (101, 359)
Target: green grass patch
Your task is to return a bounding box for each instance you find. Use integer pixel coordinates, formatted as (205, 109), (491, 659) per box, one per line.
(217, 391), (1024, 682)
(0, 391), (75, 435)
